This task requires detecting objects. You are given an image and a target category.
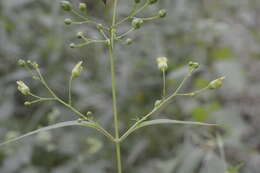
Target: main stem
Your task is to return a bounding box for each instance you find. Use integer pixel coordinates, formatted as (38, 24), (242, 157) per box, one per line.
(109, 0), (122, 173)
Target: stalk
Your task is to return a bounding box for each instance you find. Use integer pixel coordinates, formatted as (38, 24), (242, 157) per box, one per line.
(109, 0), (122, 173)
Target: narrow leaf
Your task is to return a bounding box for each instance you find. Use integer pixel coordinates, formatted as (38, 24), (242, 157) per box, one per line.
(0, 120), (94, 146)
(135, 119), (218, 131)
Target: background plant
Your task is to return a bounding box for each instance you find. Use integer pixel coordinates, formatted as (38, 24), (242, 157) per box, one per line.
(0, 0), (260, 173)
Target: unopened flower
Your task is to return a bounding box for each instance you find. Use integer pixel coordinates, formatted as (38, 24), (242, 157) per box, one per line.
(156, 57), (168, 71)
(60, 1), (71, 11)
(79, 3), (87, 12)
(208, 76), (225, 90)
(17, 81), (30, 95)
(158, 9), (167, 18)
(132, 18), (144, 29)
(72, 61), (83, 79)
(125, 38), (133, 45)
(188, 61), (199, 70)
(69, 43), (76, 48)
(18, 59), (26, 66)
(64, 18), (72, 25)
(77, 32), (84, 39)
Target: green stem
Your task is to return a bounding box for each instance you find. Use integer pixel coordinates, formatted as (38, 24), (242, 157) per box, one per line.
(162, 69), (166, 99)
(117, 28), (135, 39)
(69, 76), (73, 105)
(110, 0), (122, 173)
(142, 15), (160, 21)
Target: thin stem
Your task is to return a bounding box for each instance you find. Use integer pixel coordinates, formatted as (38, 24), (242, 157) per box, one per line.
(74, 40), (107, 48)
(27, 98), (56, 105)
(69, 76), (73, 105)
(142, 15), (160, 21)
(162, 69), (166, 99)
(110, 0), (122, 172)
(117, 28), (135, 39)
(176, 86), (209, 97)
(28, 92), (42, 99)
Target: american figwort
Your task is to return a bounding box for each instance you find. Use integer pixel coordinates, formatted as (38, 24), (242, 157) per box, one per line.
(1, 1), (225, 173)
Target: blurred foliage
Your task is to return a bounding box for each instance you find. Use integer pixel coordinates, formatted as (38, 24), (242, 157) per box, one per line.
(0, 0), (260, 172)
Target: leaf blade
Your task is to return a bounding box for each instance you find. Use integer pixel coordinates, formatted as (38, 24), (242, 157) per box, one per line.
(0, 120), (89, 146)
(136, 119), (218, 131)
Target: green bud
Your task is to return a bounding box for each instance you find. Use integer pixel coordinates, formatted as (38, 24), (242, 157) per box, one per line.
(69, 43), (76, 48)
(71, 61), (83, 78)
(96, 23), (104, 30)
(106, 39), (111, 46)
(158, 9), (167, 18)
(60, 1), (71, 11)
(64, 18), (72, 25)
(156, 57), (168, 71)
(77, 32), (84, 39)
(24, 101), (31, 106)
(132, 18), (144, 29)
(125, 38), (133, 45)
(18, 59), (26, 66)
(154, 99), (162, 107)
(208, 77), (225, 90)
(17, 81), (30, 95)
(87, 111), (93, 116)
(79, 3), (87, 12)
(134, 0), (141, 3)
(149, 0), (158, 4)
(188, 61), (199, 70)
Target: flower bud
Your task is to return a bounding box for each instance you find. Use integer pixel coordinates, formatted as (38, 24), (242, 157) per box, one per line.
(134, 0), (141, 3)
(158, 9), (167, 18)
(77, 32), (84, 39)
(96, 23), (104, 30)
(64, 18), (72, 25)
(24, 101), (31, 106)
(188, 61), (199, 70)
(71, 61), (83, 79)
(208, 77), (225, 90)
(70, 43), (76, 48)
(149, 0), (158, 4)
(154, 99), (162, 107)
(18, 59), (26, 66)
(156, 57), (168, 71)
(17, 81), (30, 95)
(79, 3), (87, 12)
(87, 111), (93, 116)
(132, 18), (144, 29)
(60, 1), (71, 11)
(125, 38), (133, 45)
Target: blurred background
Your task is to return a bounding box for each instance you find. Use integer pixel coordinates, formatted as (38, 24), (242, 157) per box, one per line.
(0, 0), (260, 172)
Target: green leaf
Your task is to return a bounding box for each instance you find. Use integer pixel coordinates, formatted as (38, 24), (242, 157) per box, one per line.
(0, 120), (95, 146)
(135, 119), (218, 131)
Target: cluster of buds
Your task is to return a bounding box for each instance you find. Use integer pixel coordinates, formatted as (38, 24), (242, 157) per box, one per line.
(156, 57), (168, 71)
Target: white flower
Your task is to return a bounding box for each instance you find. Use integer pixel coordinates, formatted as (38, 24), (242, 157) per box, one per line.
(156, 57), (168, 71)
